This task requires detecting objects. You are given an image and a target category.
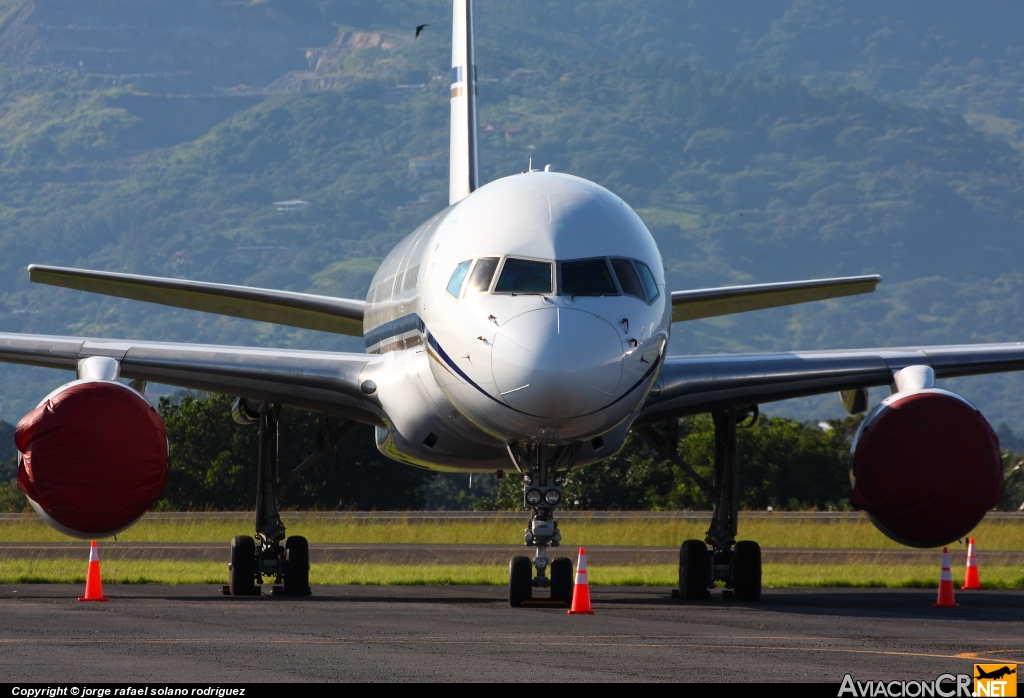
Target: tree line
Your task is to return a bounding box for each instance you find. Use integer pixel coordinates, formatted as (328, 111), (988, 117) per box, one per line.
(0, 391), (1020, 513)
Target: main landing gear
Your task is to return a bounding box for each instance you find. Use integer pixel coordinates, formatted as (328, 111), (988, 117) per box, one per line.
(226, 401), (357, 597)
(639, 407), (763, 602)
(506, 442), (579, 607)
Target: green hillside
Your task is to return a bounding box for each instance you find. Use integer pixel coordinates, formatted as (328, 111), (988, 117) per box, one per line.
(0, 0), (1021, 432)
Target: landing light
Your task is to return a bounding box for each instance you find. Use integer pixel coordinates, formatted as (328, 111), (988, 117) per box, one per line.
(544, 490), (561, 506)
(525, 489), (542, 506)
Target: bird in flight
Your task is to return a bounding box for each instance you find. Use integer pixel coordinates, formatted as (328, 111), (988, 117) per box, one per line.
(415, 24), (429, 38)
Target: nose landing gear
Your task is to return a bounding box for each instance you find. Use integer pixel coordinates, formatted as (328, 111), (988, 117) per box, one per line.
(506, 442), (579, 607)
(639, 407), (763, 602)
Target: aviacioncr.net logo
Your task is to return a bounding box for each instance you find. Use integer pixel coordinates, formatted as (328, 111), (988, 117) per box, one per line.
(974, 664), (1017, 697)
(839, 674), (973, 697)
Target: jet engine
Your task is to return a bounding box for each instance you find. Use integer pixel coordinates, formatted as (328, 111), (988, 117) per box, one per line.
(16, 377), (168, 538)
(850, 367), (1002, 548)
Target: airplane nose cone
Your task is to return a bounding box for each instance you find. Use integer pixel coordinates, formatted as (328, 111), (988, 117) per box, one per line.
(491, 308), (623, 419)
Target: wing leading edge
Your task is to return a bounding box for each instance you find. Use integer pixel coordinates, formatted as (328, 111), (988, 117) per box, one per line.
(639, 342), (1024, 425)
(671, 275), (881, 323)
(28, 265), (365, 336)
(0, 332), (383, 426)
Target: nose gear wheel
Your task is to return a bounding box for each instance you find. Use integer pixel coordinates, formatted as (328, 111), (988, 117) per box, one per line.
(505, 442), (581, 607)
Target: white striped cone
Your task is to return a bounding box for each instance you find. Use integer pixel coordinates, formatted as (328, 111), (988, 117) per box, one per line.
(934, 547), (958, 607)
(567, 547), (594, 614)
(962, 538), (981, 589)
(575, 550), (587, 584)
(79, 540), (108, 602)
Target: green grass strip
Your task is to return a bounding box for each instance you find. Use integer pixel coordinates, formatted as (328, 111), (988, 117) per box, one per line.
(3, 560), (1024, 589)
(2, 515), (1023, 550)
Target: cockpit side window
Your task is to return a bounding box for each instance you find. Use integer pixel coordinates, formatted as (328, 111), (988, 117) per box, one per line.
(446, 260), (472, 298)
(494, 258), (553, 294)
(610, 258), (645, 300)
(635, 261), (660, 302)
(467, 257), (500, 294)
(559, 258), (618, 296)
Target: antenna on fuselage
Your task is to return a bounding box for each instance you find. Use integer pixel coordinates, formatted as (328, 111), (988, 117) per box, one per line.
(449, 0), (480, 205)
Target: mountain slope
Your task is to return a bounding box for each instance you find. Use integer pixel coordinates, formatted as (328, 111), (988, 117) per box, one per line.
(0, 1), (1021, 430)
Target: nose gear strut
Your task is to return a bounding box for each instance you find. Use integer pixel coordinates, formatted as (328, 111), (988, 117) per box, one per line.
(506, 442), (580, 607)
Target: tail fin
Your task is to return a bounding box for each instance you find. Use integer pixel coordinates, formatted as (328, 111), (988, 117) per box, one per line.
(449, 0), (480, 205)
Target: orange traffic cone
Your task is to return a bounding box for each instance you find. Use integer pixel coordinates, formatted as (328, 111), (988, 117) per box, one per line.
(962, 538), (982, 590)
(567, 547), (594, 615)
(79, 540), (108, 602)
(934, 547), (958, 608)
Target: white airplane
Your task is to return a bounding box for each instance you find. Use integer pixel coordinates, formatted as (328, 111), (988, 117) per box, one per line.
(5, 1), (1015, 604)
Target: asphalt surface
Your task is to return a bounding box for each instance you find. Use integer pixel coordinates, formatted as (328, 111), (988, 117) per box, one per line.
(5, 542), (1021, 565)
(1, 584), (1022, 682)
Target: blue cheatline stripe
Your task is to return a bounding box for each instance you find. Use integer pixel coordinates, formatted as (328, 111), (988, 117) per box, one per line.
(583, 351), (662, 416)
(425, 332), (523, 412)
(426, 332), (662, 420)
(364, 313), (426, 350)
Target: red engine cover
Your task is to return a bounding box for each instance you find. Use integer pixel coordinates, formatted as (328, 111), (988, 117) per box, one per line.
(16, 380), (168, 538)
(850, 389), (1002, 548)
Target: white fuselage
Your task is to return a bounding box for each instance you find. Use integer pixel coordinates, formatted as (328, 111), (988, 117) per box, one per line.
(359, 171), (670, 472)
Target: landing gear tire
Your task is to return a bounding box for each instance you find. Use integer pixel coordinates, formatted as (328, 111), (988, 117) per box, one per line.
(550, 557), (573, 606)
(732, 540), (762, 601)
(283, 536), (310, 597)
(229, 535), (257, 597)
(679, 539), (711, 600)
(509, 555), (533, 608)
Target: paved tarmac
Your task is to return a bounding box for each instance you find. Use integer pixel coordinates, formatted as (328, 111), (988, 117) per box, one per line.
(4, 542), (1020, 565)
(1, 584), (1022, 682)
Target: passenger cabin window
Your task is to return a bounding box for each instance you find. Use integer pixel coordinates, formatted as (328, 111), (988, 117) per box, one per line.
(635, 262), (660, 301)
(403, 264), (420, 292)
(378, 276), (395, 302)
(467, 257), (499, 293)
(446, 260), (472, 298)
(560, 258), (618, 296)
(610, 258), (644, 300)
(494, 258), (553, 294)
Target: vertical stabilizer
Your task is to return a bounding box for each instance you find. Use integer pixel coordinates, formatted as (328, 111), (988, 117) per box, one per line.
(449, 0), (480, 205)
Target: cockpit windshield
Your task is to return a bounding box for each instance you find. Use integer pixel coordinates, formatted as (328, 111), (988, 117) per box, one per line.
(447, 255), (657, 302)
(493, 258), (553, 294)
(560, 258), (618, 296)
(467, 257), (500, 293)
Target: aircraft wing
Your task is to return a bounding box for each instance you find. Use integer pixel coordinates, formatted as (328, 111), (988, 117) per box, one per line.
(637, 342), (1024, 425)
(671, 275), (881, 322)
(0, 332), (384, 426)
(28, 265), (365, 336)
